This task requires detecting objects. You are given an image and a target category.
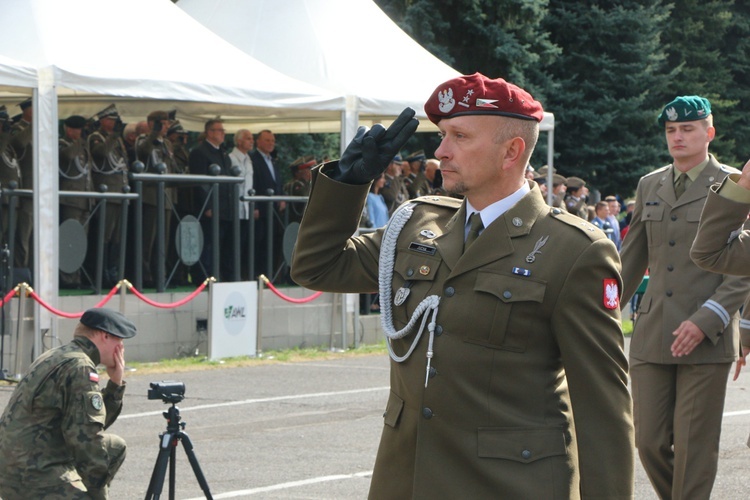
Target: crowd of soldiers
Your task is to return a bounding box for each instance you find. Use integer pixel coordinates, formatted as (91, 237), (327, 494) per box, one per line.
(0, 99), (313, 289)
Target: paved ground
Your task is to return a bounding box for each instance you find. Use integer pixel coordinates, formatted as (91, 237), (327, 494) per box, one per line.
(1, 339), (749, 499)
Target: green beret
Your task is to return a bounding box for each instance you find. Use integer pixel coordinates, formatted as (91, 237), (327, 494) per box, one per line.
(80, 308), (137, 339)
(657, 96), (711, 126)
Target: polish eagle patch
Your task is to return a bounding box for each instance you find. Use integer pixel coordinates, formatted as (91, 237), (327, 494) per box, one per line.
(603, 279), (620, 310)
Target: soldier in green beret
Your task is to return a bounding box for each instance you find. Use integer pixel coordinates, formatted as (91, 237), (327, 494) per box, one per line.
(0, 308), (137, 499)
(620, 95), (750, 499)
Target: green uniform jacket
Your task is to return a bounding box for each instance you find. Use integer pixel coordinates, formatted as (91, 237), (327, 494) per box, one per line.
(620, 155), (750, 364)
(89, 129), (129, 203)
(0, 337), (125, 490)
(59, 136), (92, 210)
(135, 132), (177, 206)
(691, 173), (750, 349)
(292, 165), (634, 499)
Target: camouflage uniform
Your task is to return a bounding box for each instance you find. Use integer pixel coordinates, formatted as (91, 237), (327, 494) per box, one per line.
(0, 337), (127, 499)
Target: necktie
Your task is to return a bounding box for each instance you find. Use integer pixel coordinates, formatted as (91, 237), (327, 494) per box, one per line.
(464, 212), (484, 252)
(674, 172), (688, 198)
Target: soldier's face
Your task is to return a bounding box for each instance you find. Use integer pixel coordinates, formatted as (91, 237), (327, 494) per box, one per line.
(98, 333), (124, 368)
(435, 115), (513, 203)
(665, 120), (714, 164)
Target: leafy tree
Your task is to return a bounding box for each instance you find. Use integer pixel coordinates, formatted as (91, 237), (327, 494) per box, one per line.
(719, 1), (750, 164)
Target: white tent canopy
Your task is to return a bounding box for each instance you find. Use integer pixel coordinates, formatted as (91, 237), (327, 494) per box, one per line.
(178, 0), (554, 149)
(0, 0), (346, 350)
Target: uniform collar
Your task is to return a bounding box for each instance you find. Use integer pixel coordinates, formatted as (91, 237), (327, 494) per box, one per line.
(72, 336), (101, 365)
(465, 181), (530, 230)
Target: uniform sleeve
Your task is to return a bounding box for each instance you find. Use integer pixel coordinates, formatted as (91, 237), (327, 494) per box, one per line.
(552, 238), (635, 498)
(60, 363), (116, 492)
(619, 178), (650, 304)
(290, 163), (383, 293)
(691, 177), (750, 277)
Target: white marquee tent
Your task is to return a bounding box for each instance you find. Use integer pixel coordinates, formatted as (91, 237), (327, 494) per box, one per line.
(178, 0), (555, 146)
(0, 0), (345, 347)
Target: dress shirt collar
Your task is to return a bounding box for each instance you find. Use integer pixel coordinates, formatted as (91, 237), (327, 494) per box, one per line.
(465, 181), (531, 229)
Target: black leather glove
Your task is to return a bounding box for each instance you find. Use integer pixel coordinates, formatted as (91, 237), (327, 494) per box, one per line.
(333, 107), (419, 184)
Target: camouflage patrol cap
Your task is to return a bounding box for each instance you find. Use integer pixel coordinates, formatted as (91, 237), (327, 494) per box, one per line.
(657, 96), (711, 126)
(81, 308), (137, 339)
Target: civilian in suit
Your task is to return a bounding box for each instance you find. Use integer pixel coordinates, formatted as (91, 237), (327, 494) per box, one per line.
(620, 95), (750, 500)
(250, 129), (285, 278)
(188, 119), (234, 281)
(292, 74), (634, 499)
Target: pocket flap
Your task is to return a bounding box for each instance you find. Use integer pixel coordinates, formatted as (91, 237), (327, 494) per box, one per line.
(477, 427), (567, 463)
(394, 252), (441, 282)
(475, 272), (546, 304)
(643, 205), (664, 221)
(383, 391), (404, 428)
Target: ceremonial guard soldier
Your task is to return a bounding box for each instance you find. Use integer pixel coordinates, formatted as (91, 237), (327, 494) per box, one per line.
(0, 105), (21, 248)
(9, 98), (33, 270)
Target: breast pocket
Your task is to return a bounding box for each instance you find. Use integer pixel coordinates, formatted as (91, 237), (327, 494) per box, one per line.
(642, 205), (664, 247)
(391, 251), (441, 326)
(464, 272), (546, 352)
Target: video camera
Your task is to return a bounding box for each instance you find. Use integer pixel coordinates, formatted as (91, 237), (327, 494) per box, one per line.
(148, 380), (186, 404)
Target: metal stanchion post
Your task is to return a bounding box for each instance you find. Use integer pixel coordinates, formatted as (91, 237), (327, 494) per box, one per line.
(211, 184), (220, 281)
(94, 199), (106, 295)
(156, 173), (166, 293)
(256, 278), (263, 357)
(248, 191), (256, 280)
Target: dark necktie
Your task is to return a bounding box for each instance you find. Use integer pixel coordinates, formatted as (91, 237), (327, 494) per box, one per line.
(464, 212), (484, 252)
(675, 172), (688, 198)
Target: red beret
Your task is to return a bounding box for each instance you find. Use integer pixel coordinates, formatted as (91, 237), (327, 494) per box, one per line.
(424, 73), (544, 124)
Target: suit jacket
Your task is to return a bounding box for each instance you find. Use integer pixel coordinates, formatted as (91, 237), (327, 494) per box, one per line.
(250, 149), (282, 198)
(620, 155), (750, 364)
(189, 140), (234, 220)
(292, 164), (634, 499)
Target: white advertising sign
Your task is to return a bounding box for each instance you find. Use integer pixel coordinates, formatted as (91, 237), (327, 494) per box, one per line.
(208, 281), (258, 360)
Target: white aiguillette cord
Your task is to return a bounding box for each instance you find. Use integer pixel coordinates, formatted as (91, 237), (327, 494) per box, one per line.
(378, 202), (440, 387)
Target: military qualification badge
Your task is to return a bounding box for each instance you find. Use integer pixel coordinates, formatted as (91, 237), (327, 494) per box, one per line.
(603, 279), (620, 310)
(90, 394), (104, 411)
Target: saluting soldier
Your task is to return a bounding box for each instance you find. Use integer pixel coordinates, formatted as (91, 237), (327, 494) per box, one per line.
(0, 308), (137, 500)
(380, 154), (409, 214)
(292, 73), (634, 499)
(620, 95), (750, 499)
(9, 97), (33, 270)
(135, 110), (177, 286)
(284, 156), (315, 223)
(403, 150), (431, 198)
(0, 105), (21, 248)
(60, 115), (93, 288)
(89, 105), (129, 286)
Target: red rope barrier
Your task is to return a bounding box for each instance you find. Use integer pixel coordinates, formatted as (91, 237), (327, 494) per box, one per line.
(29, 290), (86, 319)
(0, 287), (18, 308)
(93, 284), (121, 308)
(260, 275), (323, 304)
(125, 279), (210, 309)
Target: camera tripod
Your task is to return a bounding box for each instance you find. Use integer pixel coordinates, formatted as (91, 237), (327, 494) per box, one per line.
(144, 402), (213, 500)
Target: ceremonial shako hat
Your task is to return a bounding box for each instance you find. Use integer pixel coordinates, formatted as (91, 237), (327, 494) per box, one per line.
(64, 115), (87, 129)
(80, 308), (137, 339)
(289, 156), (317, 173)
(391, 155), (403, 164)
(425, 72), (544, 124)
(96, 104), (120, 121)
(657, 96), (711, 126)
(566, 176), (586, 189)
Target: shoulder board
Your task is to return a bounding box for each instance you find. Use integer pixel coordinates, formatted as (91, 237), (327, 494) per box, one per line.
(642, 164), (671, 179)
(412, 195), (463, 210)
(549, 208), (606, 242)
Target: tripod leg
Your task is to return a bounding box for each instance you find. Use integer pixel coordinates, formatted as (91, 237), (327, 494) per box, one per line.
(145, 432), (176, 500)
(178, 431), (214, 500)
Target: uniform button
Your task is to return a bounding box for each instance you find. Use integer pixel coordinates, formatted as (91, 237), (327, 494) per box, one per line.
(429, 367), (438, 378)
(445, 286), (455, 297)
(406, 269), (414, 277)
(666, 290), (673, 297)
(521, 449), (532, 459)
(503, 290), (512, 299)
(671, 215), (677, 221)
(669, 240), (675, 246)
(422, 407), (433, 419)
(667, 265), (674, 271)
(435, 325), (443, 336)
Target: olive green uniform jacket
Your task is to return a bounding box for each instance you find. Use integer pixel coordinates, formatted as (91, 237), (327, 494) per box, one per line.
(88, 129), (129, 202)
(620, 156), (750, 364)
(690, 172), (750, 351)
(0, 337), (126, 496)
(292, 165), (634, 499)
